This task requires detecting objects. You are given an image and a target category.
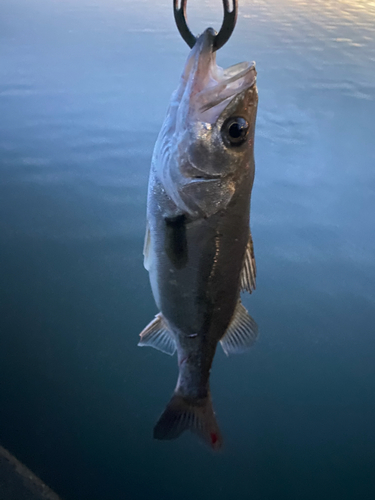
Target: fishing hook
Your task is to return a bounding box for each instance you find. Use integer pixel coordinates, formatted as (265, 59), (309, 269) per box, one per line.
(173, 0), (238, 51)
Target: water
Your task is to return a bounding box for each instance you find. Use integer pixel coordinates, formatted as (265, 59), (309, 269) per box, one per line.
(1, 0), (374, 498)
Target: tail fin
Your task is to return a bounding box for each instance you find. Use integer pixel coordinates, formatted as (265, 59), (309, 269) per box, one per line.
(153, 393), (222, 451)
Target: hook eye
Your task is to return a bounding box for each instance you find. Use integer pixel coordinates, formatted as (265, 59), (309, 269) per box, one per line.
(173, 0), (238, 51)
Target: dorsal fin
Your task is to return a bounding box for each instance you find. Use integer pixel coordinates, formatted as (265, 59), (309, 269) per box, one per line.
(240, 231), (256, 293)
(138, 314), (176, 355)
(220, 301), (258, 356)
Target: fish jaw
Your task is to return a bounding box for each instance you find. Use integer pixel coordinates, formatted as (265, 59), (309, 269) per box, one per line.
(152, 28), (258, 218)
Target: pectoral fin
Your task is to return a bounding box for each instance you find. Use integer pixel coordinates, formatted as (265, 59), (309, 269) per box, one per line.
(220, 301), (258, 356)
(138, 314), (176, 355)
(240, 231), (256, 293)
(143, 222), (151, 271)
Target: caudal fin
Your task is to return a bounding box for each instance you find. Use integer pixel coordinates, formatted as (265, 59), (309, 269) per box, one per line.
(153, 393), (222, 451)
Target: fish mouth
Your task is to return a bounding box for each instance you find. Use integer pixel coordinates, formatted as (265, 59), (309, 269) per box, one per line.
(184, 28), (257, 123)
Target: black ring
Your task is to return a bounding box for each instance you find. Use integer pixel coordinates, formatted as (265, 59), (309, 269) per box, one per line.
(173, 0), (238, 51)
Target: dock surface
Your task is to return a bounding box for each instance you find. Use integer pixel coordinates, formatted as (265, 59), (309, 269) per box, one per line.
(0, 445), (62, 500)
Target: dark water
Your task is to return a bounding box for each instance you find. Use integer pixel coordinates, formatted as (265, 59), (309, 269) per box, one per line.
(1, 0), (375, 498)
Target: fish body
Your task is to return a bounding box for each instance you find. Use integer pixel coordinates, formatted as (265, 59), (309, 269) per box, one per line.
(140, 28), (258, 449)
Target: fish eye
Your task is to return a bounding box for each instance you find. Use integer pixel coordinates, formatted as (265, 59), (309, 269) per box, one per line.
(221, 117), (249, 147)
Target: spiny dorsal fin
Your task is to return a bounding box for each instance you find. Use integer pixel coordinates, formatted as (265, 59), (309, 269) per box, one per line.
(220, 302), (258, 356)
(143, 222), (151, 271)
(240, 231), (256, 293)
(138, 314), (176, 355)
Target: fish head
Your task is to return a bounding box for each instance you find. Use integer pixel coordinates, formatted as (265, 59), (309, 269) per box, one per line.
(153, 28), (258, 218)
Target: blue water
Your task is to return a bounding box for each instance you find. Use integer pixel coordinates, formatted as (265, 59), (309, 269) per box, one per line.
(1, 0), (375, 498)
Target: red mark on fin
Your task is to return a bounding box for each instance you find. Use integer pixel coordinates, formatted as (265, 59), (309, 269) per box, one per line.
(210, 432), (218, 446)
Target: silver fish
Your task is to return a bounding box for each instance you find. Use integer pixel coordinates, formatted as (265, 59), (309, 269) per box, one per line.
(140, 28), (258, 450)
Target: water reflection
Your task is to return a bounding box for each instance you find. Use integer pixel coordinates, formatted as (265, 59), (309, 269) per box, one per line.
(0, 0), (374, 498)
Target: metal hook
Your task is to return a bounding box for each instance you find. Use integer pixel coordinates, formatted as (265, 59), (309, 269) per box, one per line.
(173, 0), (238, 51)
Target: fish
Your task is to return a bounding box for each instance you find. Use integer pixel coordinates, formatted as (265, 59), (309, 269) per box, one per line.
(139, 27), (258, 450)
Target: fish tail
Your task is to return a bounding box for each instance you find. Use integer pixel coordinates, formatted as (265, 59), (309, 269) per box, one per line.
(153, 392), (222, 451)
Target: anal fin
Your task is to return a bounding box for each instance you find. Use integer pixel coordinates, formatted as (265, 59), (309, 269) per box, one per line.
(138, 313), (176, 355)
(220, 301), (258, 356)
(240, 231), (256, 293)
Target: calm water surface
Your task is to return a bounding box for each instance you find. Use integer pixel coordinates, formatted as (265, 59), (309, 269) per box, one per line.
(1, 0), (375, 499)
